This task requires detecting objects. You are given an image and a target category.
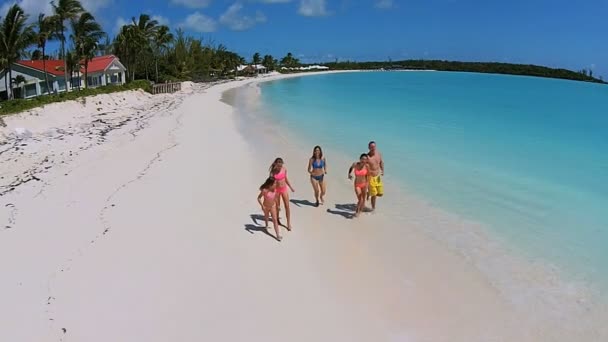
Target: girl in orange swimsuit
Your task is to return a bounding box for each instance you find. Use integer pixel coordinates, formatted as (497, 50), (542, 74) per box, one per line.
(257, 177), (282, 241)
(348, 154), (370, 217)
(269, 158), (295, 231)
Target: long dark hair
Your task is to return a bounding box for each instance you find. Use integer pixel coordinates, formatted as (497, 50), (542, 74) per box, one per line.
(357, 153), (369, 167)
(260, 177), (276, 191)
(269, 157), (284, 175)
(312, 145), (323, 159)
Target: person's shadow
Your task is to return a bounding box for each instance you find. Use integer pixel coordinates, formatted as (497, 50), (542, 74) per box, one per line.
(244, 214), (281, 241)
(290, 199), (317, 207)
(326, 203), (356, 219)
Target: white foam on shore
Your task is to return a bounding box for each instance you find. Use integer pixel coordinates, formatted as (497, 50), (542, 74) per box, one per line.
(225, 78), (608, 340)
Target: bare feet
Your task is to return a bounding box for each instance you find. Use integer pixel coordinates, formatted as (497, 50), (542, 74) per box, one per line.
(277, 235), (283, 242)
(287, 225), (292, 231)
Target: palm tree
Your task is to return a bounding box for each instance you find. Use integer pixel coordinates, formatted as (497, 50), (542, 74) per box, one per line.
(262, 54), (275, 71)
(36, 13), (55, 94)
(114, 24), (142, 82)
(71, 12), (104, 88)
(280, 52), (299, 68)
(98, 35), (112, 55)
(64, 49), (79, 84)
(153, 25), (173, 82)
(131, 14), (158, 80)
(169, 28), (192, 80)
(252, 52), (261, 66)
(0, 57), (7, 98)
(0, 4), (35, 99)
(51, 0), (83, 91)
(31, 49), (43, 60)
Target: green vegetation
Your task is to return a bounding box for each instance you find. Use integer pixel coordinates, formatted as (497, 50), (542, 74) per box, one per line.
(51, 0), (85, 89)
(0, 0), (302, 91)
(0, 4), (36, 99)
(323, 60), (605, 84)
(0, 0), (284, 116)
(36, 13), (54, 95)
(3, 0), (601, 120)
(71, 11), (104, 88)
(0, 80), (151, 116)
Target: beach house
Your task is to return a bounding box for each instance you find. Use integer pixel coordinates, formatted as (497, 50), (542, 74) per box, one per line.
(236, 64), (268, 75)
(0, 55), (127, 100)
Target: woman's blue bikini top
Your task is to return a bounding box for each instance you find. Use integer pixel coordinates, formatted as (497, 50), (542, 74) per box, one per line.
(312, 158), (325, 169)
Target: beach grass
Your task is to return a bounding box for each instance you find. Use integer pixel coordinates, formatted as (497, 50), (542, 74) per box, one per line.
(0, 80), (152, 117)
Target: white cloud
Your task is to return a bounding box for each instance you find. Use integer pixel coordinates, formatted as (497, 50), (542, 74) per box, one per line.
(152, 15), (170, 26)
(374, 0), (394, 9)
(114, 16), (129, 33)
(0, 0), (112, 23)
(113, 15), (169, 34)
(80, 0), (112, 13)
(171, 0), (212, 9)
(179, 11), (217, 32)
(219, 3), (266, 31)
(0, 0), (53, 18)
(298, 0), (328, 17)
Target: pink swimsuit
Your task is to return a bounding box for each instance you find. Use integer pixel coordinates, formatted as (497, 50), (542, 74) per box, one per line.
(354, 166), (368, 188)
(263, 189), (277, 209)
(263, 189), (276, 201)
(274, 168), (288, 194)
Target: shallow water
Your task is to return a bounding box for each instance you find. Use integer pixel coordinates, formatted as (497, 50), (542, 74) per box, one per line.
(256, 72), (608, 290)
(226, 73), (608, 339)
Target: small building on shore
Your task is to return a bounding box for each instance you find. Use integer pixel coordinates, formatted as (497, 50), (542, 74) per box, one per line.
(281, 65), (330, 71)
(0, 55), (127, 100)
(236, 64), (268, 76)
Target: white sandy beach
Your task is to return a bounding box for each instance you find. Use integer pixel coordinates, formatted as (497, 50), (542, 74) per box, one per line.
(1, 72), (606, 341)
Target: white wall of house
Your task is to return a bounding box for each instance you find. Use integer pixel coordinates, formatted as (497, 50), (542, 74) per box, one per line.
(85, 59), (126, 88)
(1, 58), (127, 99)
(0, 68), (60, 99)
(103, 59), (127, 86)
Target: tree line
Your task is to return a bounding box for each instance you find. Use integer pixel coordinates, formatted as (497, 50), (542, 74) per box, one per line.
(323, 60), (605, 84)
(0, 0), (302, 101)
(1, 0), (106, 99)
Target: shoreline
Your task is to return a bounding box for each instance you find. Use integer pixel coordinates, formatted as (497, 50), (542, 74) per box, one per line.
(223, 72), (608, 340)
(0, 71), (606, 341)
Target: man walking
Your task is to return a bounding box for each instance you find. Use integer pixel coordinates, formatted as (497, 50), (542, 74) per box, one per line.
(367, 141), (384, 211)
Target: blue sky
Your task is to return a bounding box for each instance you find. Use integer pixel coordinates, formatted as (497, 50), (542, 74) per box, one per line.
(2, 0), (607, 78)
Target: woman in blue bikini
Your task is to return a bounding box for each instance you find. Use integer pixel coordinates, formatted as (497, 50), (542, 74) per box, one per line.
(307, 145), (327, 207)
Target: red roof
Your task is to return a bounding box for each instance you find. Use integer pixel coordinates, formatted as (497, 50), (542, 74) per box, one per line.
(85, 55), (117, 73)
(15, 59), (65, 76)
(15, 55), (119, 75)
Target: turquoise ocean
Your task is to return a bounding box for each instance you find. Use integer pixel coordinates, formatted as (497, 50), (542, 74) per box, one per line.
(253, 71), (608, 295)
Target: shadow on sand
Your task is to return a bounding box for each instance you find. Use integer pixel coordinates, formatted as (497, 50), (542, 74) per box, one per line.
(335, 203), (357, 212)
(245, 214), (282, 241)
(326, 203), (356, 219)
(290, 199), (317, 207)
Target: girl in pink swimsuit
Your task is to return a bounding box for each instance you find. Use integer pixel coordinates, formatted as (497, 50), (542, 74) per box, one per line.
(348, 154), (370, 217)
(257, 177), (282, 241)
(269, 158), (295, 231)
